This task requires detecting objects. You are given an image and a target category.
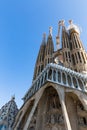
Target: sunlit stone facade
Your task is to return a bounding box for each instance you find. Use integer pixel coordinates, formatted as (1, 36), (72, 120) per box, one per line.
(14, 20), (87, 130)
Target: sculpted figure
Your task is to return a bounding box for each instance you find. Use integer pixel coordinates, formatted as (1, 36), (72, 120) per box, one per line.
(51, 115), (55, 124)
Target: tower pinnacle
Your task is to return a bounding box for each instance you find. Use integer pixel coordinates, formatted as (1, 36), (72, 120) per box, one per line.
(49, 26), (53, 36)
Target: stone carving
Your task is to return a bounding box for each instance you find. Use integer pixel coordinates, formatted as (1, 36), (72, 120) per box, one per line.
(46, 114), (64, 125)
(52, 96), (57, 109)
(59, 115), (64, 123)
(78, 117), (87, 126)
(49, 94), (61, 110)
(77, 102), (84, 111)
(45, 89), (64, 127)
(51, 115), (55, 124)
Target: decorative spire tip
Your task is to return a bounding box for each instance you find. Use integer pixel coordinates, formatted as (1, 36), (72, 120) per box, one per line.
(49, 26), (53, 36)
(58, 20), (65, 26)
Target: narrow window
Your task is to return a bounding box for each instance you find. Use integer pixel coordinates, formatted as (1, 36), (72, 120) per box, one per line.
(58, 71), (61, 82)
(62, 73), (66, 84)
(78, 52), (82, 63)
(75, 53), (78, 63)
(67, 75), (72, 86)
(72, 54), (75, 65)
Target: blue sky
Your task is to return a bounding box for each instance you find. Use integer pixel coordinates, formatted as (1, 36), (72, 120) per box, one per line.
(0, 0), (87, 108)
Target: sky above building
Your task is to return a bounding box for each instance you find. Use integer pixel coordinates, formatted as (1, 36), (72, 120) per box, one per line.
(0, 0), (87, 108)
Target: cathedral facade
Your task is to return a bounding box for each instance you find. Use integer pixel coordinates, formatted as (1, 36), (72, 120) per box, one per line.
(13, 20), (87, 130)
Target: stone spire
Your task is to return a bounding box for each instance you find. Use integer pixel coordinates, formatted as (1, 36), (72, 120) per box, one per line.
(42, 33), (46, 44)
(33, 34), (46, 81)
(44, 27), (54, 67)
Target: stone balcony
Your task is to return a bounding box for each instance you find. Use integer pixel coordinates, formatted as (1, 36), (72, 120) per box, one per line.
(23, 63), (87, 103)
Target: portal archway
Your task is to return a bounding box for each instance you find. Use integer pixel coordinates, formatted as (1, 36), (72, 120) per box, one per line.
(34, 86), (65, 130)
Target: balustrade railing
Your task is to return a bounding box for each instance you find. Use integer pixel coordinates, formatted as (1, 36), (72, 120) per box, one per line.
(23, 63), (87, 103)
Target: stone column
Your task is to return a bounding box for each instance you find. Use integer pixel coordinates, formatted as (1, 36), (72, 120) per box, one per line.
(56, 70), (58, 82)
(55, 85), (72, 130)
(61, 72), (63, 84)
(23, 100), (38, 130)
(23, 88), (45, 130)
(14, 101), (31, 130)
(76, 78), (80, 90)
(52, 68), (54, 81)
(65, 73), (68, 86)
(74, 91), (87, 111)
(43, 72), (45, 84)
(35, 90), (47, 130)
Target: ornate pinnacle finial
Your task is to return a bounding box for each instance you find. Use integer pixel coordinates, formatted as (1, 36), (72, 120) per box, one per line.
(61, 20), (65, 26)
(69, 20), (73, 25)
(49, 26), (53, 36)
(58, 20), (65, 26)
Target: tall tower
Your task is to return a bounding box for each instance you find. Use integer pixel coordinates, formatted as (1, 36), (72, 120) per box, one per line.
(61, 20), (72, 69)
(44, 27), (54, 67)
(33, 33), (46, 81)
(14, 20), (87, 130)
(68, 20), (87, 73)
